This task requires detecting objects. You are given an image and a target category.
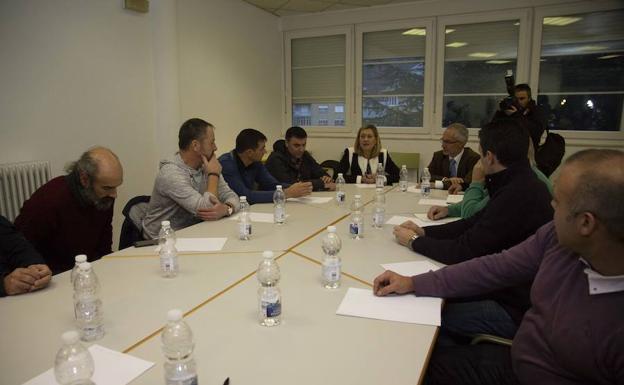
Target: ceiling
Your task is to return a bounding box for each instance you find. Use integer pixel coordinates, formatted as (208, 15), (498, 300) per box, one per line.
(242, 0), (425, 17)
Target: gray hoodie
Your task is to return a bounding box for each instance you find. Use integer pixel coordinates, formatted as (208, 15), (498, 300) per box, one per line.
(142, 154), (239, 239)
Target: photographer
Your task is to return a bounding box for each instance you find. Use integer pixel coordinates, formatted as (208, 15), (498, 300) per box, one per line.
(493, 83), (546, 150)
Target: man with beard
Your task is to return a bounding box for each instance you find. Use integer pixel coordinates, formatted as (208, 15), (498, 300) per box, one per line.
(142, 118), (239, 239)
(15, 147), (123, 274)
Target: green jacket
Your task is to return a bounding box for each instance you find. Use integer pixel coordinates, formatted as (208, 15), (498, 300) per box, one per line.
(447, 166), (553, 219)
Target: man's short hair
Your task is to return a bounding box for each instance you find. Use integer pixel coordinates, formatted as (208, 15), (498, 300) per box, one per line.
(178, 118), (213, 150)
(236, 128), (267, 153)
(478, 118), (529, 167)
(564, 149), (624, 242)
(447, 123), (468, 143)
(514, 83), (532, 98)
(285, 126), (307, 141)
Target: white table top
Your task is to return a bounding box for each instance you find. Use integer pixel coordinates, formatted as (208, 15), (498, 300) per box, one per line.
(1, 184), (443, 385)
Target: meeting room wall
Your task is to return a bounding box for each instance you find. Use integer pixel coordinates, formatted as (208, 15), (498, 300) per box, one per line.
(0, 0), (283, 250)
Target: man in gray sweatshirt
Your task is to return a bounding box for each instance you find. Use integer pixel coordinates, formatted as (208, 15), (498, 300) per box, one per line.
(142, 118), (239, 239)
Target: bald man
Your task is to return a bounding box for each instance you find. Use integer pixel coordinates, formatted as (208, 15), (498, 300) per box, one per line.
(15, 147), (123, 274)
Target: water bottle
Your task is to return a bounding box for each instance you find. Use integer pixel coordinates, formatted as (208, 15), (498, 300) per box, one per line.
(421, 167), (431, 197)
(73, 262), (104, 341)
(257, 251), (281, 327)
(162, 309), (198, 385)
(70, 254), (87, 284)
(238, 196), (252, 240)
(372, 188), (386, 229)
(273, 185), (286, 225)
(376, 162), (385, 188)
(159, 220), (178, 278)
(54, 330), (95, 385)
(321, 226), (342, 289)
(335, 173), (346, 205)
(349, 194), (364, 239)
(399, 165), (409, 192)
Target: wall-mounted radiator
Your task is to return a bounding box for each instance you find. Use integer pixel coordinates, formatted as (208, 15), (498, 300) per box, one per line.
(0, 161), (51, 222)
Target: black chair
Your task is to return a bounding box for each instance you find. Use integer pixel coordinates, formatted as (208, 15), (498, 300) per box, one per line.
(320, 160), (341, 179)
(119, 195), (150, 250)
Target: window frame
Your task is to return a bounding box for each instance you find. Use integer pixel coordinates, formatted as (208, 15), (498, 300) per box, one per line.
(434, 9), (533, 134)
(355, 18), (436, 135)
(530, 1), (624, 142)
(284, 26), (353, 135)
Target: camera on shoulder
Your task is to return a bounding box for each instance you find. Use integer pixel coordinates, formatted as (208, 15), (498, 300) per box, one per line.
(499, 70), (524, 113)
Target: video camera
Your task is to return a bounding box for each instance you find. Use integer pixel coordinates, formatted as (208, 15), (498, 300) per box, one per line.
(499, 70), (523, 112)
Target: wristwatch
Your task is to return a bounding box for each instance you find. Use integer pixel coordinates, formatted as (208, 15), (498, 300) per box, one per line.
(407, 233), (419, 250)
(226, 204), (234, 217)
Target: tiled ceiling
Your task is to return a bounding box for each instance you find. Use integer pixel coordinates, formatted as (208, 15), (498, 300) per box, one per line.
(243, 0), (425, 17)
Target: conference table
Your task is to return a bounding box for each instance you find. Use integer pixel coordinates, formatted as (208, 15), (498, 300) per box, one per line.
(0, 184), (453, 385)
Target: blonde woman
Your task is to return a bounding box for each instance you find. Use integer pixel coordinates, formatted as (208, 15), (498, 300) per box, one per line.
(338, 124), (400, 184)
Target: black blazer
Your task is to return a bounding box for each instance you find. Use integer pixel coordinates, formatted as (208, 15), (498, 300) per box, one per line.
(427, 147), (481, 190)
(338, 148), (400, 185)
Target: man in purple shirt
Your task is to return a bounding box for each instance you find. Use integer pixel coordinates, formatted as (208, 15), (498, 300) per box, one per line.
(374, 149), (624, 385)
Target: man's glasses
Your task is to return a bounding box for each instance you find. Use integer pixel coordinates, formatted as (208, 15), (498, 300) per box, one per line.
(440, 139), (460, 145)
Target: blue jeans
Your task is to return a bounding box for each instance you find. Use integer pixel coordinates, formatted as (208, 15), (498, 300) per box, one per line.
(438, 300), (517, 346)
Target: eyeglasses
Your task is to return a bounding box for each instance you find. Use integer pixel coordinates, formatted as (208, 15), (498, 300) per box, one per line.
(440, 139), (460, 145)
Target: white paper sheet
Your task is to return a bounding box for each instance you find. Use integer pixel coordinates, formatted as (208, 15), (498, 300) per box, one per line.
(381, 261), (442, 277)
(446, 194), (464, 204)
(414, 213), (461, 226)
(287, 196), (334, 204)
(23, 344), (154, 385)
(418, 198), (449, 206)
(385, 215), (415, 225)
(155, 237), (227, 252)
(229, 212), (288, 223)
(336, 288), (441, 326)
(355, 183), (378, 188)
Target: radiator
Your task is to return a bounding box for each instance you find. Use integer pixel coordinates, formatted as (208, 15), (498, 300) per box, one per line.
(0, 161), (51, 222)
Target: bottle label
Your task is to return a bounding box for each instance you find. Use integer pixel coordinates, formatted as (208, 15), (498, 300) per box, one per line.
(322, 260), (341, 282)
(261, 299), (282, 318)
(349, 222), (362, 236)
(373, 212), (385, 227)
(274, 207), (285, 223)
(421, 185), (431, 194)
(400, 181), (408, 191)
(166, 374), (198, 385)
(238, 223), (252, 238)
(336, 191), (345, 203)
(160, 256), (177, 273)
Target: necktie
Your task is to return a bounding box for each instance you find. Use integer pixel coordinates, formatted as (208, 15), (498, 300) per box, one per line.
(450, 158), (457, 177)
(365, 160), (372, 175)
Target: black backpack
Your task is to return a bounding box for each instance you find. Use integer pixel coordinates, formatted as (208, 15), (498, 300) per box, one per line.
(535, 129), (565, 177)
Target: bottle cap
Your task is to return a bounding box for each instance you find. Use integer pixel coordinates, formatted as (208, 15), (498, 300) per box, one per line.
(161, 220), (170, 227)
(262, 250), (274, 259)
(276, 185), (282, 189)
(240, 196), (247, 201)
(402, 164), (406, 168)
(167, 309), (183, 322)
(61, 330), (80, 345)
(75, 254), (87, 263)
(354, 194), (361, 199)
(327, 226), (336, 233)
(78, 262), (91, 271)
(338, 173), (343, 177)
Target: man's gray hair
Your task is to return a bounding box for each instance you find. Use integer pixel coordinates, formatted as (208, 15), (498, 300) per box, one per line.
(64, 146), (117, 181)
(447, 123), (468, 143)
(565, 149), (624, 242)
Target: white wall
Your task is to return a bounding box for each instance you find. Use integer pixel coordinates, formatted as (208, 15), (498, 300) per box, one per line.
(0, 0), (282, 249)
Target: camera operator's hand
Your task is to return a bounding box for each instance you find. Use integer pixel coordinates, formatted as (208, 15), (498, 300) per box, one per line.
(504, 105), (518, 116)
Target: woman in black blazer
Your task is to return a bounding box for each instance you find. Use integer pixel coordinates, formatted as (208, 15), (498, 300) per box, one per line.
(338, 124), (400, 185)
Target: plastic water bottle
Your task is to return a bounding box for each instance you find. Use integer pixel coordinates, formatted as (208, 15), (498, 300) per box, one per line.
(273, 185), (286, 225)
(335, 173), (346, 205)
(70, 254), (88, 284)
(321, 226), (342, 289)
(54, 330), (94, 385)
(372, 188), (386, 229)
(162, 309), (198, 385)
(238, 196), (252, 240)
(257, 251), (281, 327)
(159, 220), (178, 278)
(349, 194), (364, 239)
(421, 167), (431, 197)
(399, 165), (409, 192)
(376, 162), (385, 188)
(73, 262), (104, 341)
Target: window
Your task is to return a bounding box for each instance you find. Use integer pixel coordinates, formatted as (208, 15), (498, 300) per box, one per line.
(362, 28), (426, 127)
(290, 34), (347, 127)
(537, 9), (624, 131)
(441, 20), (520, 128)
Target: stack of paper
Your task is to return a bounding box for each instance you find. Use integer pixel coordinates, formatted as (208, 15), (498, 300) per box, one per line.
(385, 215), (460, 227)
(229, 212), (285, 223)
(446, 194), (464, 204)
(287, 196), (334, 204)
(418, 198), (448, 206)
(155, 237), (227, 252)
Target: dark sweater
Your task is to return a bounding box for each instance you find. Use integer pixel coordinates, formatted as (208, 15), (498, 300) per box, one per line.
(14, 174), (113, 275)
(411, 222), (624, 385)
(337, 148), (400, 184)
(411, 160), (553, 323)
(265, 139), (330, 192)
(0, 216), (46, 297)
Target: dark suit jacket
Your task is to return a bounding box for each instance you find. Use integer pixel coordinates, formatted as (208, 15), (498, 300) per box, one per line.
(427, 147), (480, 190)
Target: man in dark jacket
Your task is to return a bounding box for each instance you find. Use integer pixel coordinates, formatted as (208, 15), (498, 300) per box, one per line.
(393, 118), (553, 339)
(266, 126), (335, 191)
(1, 215), (52, 297)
